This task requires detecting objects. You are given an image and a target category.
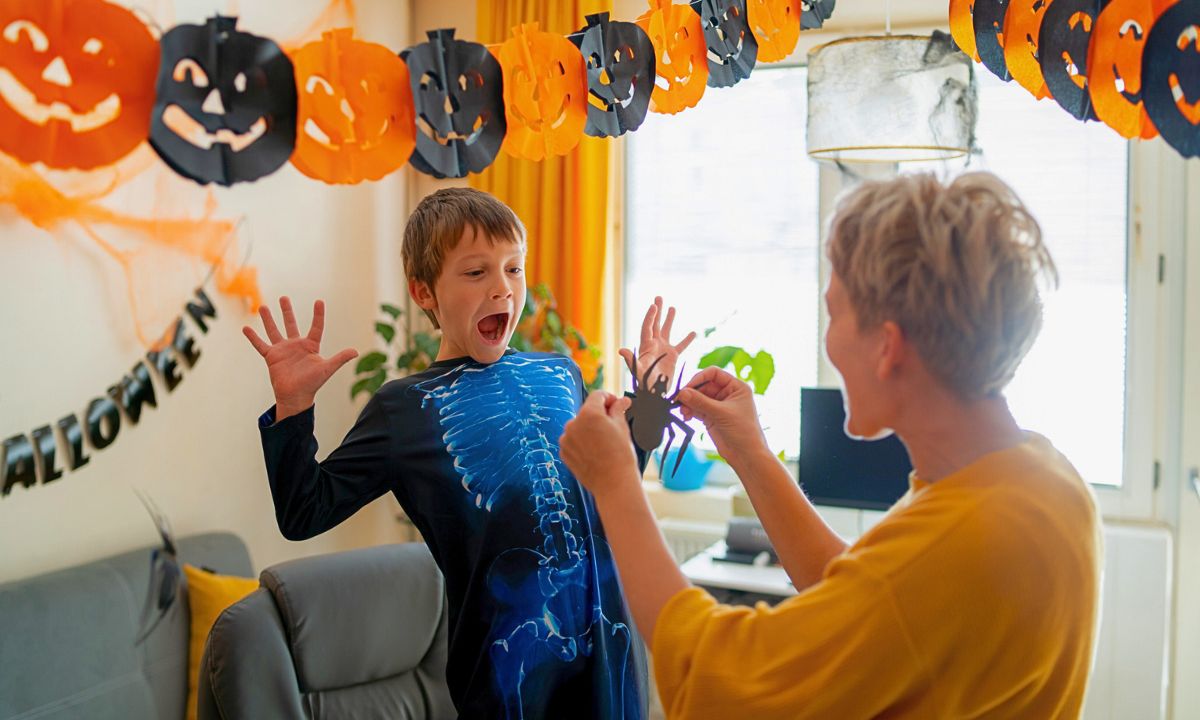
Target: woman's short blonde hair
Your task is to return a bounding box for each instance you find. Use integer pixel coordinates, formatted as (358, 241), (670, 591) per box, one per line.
(827, 171), (1058, 400)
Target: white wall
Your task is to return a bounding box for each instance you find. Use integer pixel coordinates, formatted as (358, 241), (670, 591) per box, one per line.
(0, 0), (414, 583)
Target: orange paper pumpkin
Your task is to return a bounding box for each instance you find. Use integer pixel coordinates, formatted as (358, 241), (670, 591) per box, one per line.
(636, 0), (709, 115)
(0, 0), (159, 169)
(748, 0), (801, 63)
(496, 22), (587, 161)
(1088, 0), (1175, 139)
(949, 0), (982, 62)
(1003, 0), (1054, 99)
(290, 28), (415, 184)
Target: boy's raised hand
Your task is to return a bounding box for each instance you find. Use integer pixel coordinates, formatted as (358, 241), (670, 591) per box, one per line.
(243, 297), (359, 422)
(619, 296), (696, 391)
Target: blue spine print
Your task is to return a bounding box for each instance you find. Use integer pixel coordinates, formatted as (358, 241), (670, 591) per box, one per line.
(417, 355), (637, 720)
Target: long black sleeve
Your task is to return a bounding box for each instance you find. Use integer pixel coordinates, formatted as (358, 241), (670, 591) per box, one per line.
(257, 395), (394, 541)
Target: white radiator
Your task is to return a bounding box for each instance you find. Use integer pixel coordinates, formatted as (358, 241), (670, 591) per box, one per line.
(1084, 523), (1173, 720)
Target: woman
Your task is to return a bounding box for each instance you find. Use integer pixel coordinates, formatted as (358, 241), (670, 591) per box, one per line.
(561, 172), (1101, 719)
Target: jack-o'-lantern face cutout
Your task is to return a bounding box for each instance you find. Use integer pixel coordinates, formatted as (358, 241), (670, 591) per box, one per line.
(496, 22), (587, 161)
(636, 0), (709, 114)
(0, 0), (158, 169)
(950, 0), (982, 61)
(150, 16), (297, 186)
(974, 0), (1013, 81)
(1090, 0), (1174, 139)
(290, 29), (415, 184)
(401, 28), (506, 178)
(1003, 0), (1053, 98)
(571, 13), (656, 138)
(691, 0), (758, 88)
(1039, 0), (1105, 120)
(1142, 1), (1200, 157)
(748, 0), (801, 63)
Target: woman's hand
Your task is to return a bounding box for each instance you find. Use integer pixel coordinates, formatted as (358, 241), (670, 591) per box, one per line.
(561, 392), (640, 498)
(677, 367), (770, 467)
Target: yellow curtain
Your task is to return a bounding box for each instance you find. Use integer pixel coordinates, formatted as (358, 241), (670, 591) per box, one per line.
(471, 0), (609, 350)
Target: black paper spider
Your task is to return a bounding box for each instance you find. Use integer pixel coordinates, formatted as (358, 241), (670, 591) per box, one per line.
(625, 352), (695, 479)
(133, 490), (181, 645)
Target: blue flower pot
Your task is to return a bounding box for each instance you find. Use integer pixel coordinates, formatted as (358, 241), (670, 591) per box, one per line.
(656, 444), (714, 491)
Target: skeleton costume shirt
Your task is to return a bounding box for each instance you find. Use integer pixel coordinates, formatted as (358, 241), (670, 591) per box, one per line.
(258, 350), (648, 720)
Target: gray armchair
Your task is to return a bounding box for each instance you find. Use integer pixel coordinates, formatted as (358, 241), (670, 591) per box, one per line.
(197, 543), (454, 720)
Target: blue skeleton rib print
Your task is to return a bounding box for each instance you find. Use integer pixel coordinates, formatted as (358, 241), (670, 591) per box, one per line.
(416, 354), (639, 720)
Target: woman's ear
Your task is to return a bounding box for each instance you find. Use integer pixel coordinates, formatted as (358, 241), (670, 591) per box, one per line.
(876, 320), (907, 381)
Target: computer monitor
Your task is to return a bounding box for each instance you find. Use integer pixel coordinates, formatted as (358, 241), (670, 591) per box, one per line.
(799, 387), (913, 511)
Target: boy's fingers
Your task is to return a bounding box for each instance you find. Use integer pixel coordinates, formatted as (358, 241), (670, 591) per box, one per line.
(280, 296), (300, 339)
(685, 366), (728, 391)
(307, 300), (325, 343)
(583, 391), (610, 413)
(674, 331), (697, 355)
(326, 348), (359, 373)
(652, 297), (664, 336)
(259, 304), (284, 343)
(619, 348), (634, 373)
(641, 300), (657, 344)
(243, 326), (269, 357)
(661, 305), (676, 341)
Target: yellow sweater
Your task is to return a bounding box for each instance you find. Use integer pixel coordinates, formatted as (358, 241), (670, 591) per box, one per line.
(652, 434), (1101, 719)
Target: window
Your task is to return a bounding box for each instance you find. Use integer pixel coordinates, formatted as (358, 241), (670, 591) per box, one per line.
(967, 71), (1129, 488)
(624, 63), (1142, 503)
(624, 66), (819, 458)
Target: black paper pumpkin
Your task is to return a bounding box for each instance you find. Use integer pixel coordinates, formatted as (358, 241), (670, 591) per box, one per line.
(149, 16), (297, 186)
(401, 28), (506, 179)
(1039, 0), (1110, 121)
(570, 13), (655, 138)
(690, 0), (758, 88)
(800, 0), (837, 30)
(1142, 0), (1200, 157)
(973, 0), (1013, 81)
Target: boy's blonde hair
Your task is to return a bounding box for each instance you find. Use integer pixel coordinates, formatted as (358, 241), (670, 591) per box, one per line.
(827, 171), (1058, 400)
(402, 187), (526, 328)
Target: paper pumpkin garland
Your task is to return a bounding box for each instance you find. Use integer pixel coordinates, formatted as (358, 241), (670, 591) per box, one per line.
(950, 0), (983, 61)
(0, 0), (159, 169)
(974, 0), (1014, 81)
(1039, 0), (1108, 121)
(289, 29), (415, 184)
(495, 22), (587, 161)
(748, 0), (801, 63)
(402, 28), (506, 179)
(571, 13), (655, 138)
(1003, 0), (1054, 99)
(636, 0), (709, 115)
(1141, 0), (1200, 157)
(691, 0), (758, 88)
(1089, 0), (1173, 139)
(800, 0), (837, 30)
(149, 16), (297, 186)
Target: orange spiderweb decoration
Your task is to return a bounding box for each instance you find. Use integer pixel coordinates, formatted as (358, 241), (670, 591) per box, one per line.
(0, 154), (260, 348)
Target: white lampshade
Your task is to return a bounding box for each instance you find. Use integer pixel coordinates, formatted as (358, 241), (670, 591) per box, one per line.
(807, 33), (978, 163)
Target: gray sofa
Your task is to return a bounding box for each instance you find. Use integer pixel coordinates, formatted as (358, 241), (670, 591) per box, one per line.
(0, 532), (252, 720)
(197, 543), (454, 720)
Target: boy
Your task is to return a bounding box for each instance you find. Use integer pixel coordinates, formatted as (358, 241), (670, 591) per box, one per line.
(243, 188), (691, 719)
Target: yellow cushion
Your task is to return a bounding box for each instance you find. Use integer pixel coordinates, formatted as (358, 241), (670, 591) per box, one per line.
(183, 564), (259, 720)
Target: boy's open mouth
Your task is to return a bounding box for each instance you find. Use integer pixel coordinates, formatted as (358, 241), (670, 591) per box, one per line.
(477, 312), (510, 344)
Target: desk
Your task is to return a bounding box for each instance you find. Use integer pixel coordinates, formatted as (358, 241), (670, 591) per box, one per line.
(680, 541), (796, 604)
